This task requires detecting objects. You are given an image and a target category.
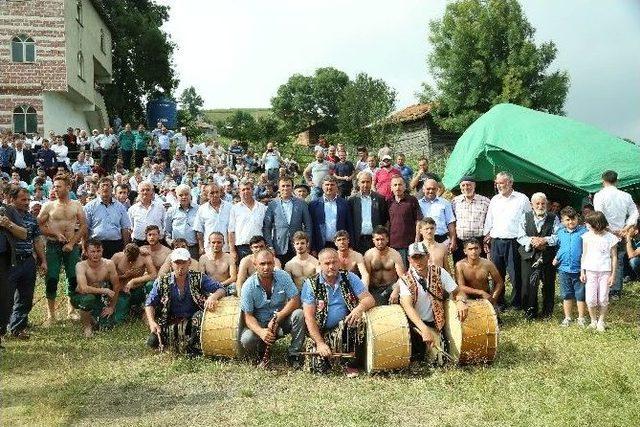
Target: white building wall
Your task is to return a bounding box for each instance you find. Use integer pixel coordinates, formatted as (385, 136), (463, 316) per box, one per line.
(43, 92), (90, 135)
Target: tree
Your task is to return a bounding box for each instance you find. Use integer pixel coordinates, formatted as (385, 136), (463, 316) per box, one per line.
(271, 67), (349, 134)
(100, 0), (178, 125)
(217, 110), (258, 142)
(179, 86), (204, 118)
(338, 73), (397, 148)
(419, 0), (570, 133)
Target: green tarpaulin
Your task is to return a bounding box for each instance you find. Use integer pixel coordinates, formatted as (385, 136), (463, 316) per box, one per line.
(443, 103), (640, 204)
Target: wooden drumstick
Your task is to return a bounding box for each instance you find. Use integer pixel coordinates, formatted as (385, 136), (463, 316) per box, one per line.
(293, 352), (356, 359)
(156, 330), (165, 352)
(412, 327), (456, 362)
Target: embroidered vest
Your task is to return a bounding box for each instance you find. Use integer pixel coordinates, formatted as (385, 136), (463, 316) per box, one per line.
(310, 270), (358, 330)
(156, 271), (206, 326)
(401, 265), (446, 331)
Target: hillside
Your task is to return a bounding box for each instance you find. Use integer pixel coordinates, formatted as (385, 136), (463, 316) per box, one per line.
(204, 108), (272, 123)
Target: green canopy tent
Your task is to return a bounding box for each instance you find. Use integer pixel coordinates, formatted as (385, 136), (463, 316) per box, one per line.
(442, 103), (640, 206)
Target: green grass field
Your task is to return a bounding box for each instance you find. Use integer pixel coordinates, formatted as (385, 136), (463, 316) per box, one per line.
(3, 281), (640, 426)
(203, 108), (272, 124)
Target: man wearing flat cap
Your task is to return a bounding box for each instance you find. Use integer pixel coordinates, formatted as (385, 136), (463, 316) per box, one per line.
(145, 248), (225, 354)
(451, 176), (491, 263)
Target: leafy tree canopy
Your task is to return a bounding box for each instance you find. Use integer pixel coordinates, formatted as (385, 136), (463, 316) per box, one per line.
(419, 0), (570, 133)
(179, 86), (204, 118)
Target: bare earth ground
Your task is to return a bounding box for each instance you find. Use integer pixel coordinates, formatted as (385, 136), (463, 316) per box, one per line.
(2, 281), (640, 427)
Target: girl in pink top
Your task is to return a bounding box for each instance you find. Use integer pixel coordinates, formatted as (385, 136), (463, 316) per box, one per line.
(580, 211), (619, 331)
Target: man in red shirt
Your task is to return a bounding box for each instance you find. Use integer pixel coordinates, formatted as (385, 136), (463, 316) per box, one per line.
(373, 155), (400, 199)
(388, 176), (422, 268)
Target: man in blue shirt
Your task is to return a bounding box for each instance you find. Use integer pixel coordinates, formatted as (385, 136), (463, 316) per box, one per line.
(418, 178), (457, 252)
(145, 248), (226, 355)
(165, 184), (198, 259)
(240, 249), (305, 367)
(155, 125), (174, 162)
(84, 178), (132, 258)
(301, 248), (375, 375)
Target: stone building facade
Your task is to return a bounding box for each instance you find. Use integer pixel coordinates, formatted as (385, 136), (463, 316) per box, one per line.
(0, 0), (112, 136)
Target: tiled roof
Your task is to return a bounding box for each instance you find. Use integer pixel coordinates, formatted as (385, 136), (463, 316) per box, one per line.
(388, 103), (432, 123)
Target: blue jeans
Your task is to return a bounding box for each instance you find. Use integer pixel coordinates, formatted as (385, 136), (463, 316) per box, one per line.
(558, 271), (585, 302)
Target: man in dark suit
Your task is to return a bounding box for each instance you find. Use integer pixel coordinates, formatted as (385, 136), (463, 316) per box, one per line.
(308, 176), (353, 255)
(12, 139), (35, 182)
(348, 171), (389, 254)
(263, 176), (313, 265)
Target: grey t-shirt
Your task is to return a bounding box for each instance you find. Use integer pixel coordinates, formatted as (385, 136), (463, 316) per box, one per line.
(309, 160), (335, 187)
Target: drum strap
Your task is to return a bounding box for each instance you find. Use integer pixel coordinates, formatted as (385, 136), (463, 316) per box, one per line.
(401, 266), (445, 331)
(310, 271), (358, 330)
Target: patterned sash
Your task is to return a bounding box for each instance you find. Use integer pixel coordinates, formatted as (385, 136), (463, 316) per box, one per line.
(156, 271), (206, 326)
(309, 270), (358, 330)
(401, 265), (445, 331)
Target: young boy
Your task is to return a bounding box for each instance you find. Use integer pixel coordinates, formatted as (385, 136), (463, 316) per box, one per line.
(552, 207), (588, 326)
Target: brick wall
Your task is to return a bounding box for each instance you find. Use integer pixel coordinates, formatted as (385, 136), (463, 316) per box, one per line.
(0, 92), (44, 134)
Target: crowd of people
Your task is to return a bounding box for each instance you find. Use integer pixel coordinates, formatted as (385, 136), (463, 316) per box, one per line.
(0, 123), (638, 375)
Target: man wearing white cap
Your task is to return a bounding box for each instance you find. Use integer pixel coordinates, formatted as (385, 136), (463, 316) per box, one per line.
(398, 242), (468, 364)
(373, 154), (400, 199)
(144, 248), (225, 354)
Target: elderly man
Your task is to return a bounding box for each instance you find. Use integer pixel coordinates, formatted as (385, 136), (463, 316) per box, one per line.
(84, 177), (132, 258)
(301, 248), (375, 376)
(399, 242), (468, 364)
(483, 172), (532, 310)
(593, 170), (639, 299)
(262, 176), (312, 265)
(145, 248), (226, 354)
(388, 175), (422, 268)
(308, 176), (353, 255)
(451, 176), (491, 263)
(303, 150), (335, 201)
(517, 192), (560, 319)
(240, 249), (305, 367)
(417, 179), (456, 252)
(194, 183), (232, 255)
(165, 184), (198, 259)
(128, 181), (166, 246)
(228, 179), (267, 263)
(348, 171), (389, 254)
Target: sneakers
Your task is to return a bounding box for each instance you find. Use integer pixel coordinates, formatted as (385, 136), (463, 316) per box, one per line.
(596, 320), (606, 332)
(588, 321), (597, 329)
(576, 317), (587, 327)
(560, 317), (572, 327)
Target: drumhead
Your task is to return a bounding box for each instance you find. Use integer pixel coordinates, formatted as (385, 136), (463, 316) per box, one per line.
(365, 305), (411, 374)
(444, 299), (463, 361)
(200, 296), (243, 358)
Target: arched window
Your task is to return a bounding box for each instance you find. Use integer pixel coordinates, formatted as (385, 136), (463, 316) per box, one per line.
(13, 105), (38, 135)
(100, 29), (106, 53)
(76, 0), (83, 24)
(77, 51), (84, 80)
(11, 34), (35, 62)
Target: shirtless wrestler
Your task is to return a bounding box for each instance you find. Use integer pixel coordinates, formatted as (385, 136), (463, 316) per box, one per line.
(284, 231), (319, 289)
(140, 225), (171, 273)
(72, 240), (121, 337)
(236, 235), (281, 297)
(112, 243), (157, 309)
(364, 226), (406, 305)
(417, 218), (452, 273)
(199, 232), (237, 294)
(455, 238), (504, 305)
(333, 230), (369, 284)
(38, 174), (88, 325)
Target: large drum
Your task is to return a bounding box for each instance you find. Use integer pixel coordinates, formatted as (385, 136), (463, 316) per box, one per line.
(200, 296), (244, 358)
(364, 305), (411, 373)
(443, 299), (498, 365)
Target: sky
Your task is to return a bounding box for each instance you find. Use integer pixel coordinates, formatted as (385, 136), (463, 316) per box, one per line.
(158, 0), (640, 141)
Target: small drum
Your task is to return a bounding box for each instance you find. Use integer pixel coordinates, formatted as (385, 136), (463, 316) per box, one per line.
(200, 296), (244, 358)
(444, 299), (498, 365)
(364, 305), (411, 373)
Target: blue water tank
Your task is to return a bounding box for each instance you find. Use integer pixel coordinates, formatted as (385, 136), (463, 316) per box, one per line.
(146, 98), (177, 130)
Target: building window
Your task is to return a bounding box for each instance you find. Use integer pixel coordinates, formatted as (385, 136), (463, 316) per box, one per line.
(77, 51), (84, 80)
(13, 105), (38, 135)
(11, 35), (36, 62)
(76, 0), (83, 24)
(100, 29), (106, 53)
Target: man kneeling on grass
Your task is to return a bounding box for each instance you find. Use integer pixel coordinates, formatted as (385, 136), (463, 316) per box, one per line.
(72, 239), (127, 337)
(145, 248), (225, 355)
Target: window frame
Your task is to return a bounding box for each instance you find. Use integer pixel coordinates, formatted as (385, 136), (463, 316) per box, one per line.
(77, 51), (85, 81)
(13, 105), (38, 135)
(11, 34), (36, 63)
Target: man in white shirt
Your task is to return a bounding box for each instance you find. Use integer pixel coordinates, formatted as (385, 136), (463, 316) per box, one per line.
(228, 179), (267, 263)
(171, 127), (188, 152)
(593, 170), (639, 298)
(194, 183), (232, 255)
(51, 136), (69, 169)
(483, 171), (532, 310)
(128, 181), (166, 246)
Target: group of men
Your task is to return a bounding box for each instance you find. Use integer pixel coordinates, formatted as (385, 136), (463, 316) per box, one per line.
(1, 128), (638, 375)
